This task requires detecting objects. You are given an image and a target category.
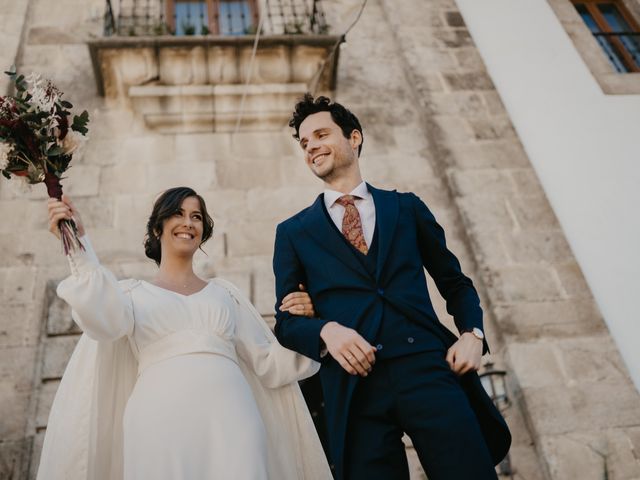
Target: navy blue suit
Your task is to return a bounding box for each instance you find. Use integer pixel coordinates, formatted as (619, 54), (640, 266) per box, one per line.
(273, 185), (510, 479)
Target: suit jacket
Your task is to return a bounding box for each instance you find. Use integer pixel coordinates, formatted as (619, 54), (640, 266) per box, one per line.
(273, 184), (511, 478)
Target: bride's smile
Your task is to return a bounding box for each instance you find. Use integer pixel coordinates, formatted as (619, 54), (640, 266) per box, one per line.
(159, 196), (204, 255)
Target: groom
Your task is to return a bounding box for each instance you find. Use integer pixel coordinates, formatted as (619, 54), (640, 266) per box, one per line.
(273, 94), (510, 480)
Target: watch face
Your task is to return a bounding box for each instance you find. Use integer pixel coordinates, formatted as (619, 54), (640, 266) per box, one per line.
(473, 328), (484, 340)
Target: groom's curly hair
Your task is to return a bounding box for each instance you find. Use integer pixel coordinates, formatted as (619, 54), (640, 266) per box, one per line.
(289, 93), (364, 156)
(144, 187), (214, 266)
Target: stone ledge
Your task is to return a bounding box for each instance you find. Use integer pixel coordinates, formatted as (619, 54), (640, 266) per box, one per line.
(129, 83), (308, 133)
(87, 35), (341, 133)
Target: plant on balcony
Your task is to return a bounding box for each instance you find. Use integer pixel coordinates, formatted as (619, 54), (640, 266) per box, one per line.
(152, 22), (171, 36)
(317, 23), (330, 34)
(244, 24), (258, 35)
(182, 22), (196, 35)
(284, 20), (306, 34)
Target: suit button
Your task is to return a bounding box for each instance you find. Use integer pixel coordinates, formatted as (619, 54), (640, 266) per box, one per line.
(377, 288), (384, 296)
(376, 344), (383, 351)
(407, 337), (415, 344)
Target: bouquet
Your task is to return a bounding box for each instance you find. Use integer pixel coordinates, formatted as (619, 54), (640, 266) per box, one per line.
(0, 68), (89, 254)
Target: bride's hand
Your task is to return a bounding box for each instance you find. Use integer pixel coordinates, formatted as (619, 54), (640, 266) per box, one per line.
(48, 195), (85, 240)
(279, 284), (316, 318)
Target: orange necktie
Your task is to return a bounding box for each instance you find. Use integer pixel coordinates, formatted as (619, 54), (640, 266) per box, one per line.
(335, 195), (368, 254)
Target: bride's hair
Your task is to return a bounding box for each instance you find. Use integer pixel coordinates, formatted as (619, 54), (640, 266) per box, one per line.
(144, 187), (214, 266)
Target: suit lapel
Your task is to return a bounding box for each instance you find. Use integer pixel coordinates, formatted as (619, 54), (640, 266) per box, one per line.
(368, 184), (399, 281)
(299, 194), (371, 279)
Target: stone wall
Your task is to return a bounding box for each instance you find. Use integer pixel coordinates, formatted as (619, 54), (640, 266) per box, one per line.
(0, 0), (30, 95)
(374, 0), (640, 478)
(1, 0), (640, 479)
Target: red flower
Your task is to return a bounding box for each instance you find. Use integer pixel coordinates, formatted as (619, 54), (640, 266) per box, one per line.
(56, 113), (69, 140)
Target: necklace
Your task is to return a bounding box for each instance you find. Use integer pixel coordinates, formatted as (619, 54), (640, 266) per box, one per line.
(155, 277), (196, 290)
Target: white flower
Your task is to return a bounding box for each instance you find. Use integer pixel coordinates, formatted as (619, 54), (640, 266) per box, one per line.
(0, 142), (11, 170)
(59, 131), (79, 155)
(26, 163), (44, 183)
(0, 96), (15, 113)
(26, 73), (59, 113)
(25, 72), (42, 88)
(57, 130), (87, 156)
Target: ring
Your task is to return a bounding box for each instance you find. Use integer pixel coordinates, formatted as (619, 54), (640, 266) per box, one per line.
(347, 355), (354, 360)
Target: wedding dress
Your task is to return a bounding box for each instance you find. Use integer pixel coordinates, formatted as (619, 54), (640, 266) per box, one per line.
(36, 236), (332, 480)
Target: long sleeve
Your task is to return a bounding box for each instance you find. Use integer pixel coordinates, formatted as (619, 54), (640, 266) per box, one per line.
(410, 194), (485, 336)
(214, 278), (320, 389)
(272, 223), (330, 361)
(56, 236), (135, 342)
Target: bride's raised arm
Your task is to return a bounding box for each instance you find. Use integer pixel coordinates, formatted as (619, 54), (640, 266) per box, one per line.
(49, 196), (135, 342)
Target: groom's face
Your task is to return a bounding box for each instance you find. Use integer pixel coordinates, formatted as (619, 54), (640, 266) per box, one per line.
(298, 111), (358, 182)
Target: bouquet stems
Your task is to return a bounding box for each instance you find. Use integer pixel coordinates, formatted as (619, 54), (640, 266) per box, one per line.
(44, 172), (84, 255)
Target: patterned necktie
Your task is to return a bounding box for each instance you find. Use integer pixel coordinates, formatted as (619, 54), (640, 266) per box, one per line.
(335, 195), (369, 254)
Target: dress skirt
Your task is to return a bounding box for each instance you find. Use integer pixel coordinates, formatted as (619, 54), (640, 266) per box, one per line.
(123, 352), (268, 480)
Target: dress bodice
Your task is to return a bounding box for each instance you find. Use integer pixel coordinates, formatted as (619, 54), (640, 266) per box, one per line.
(131, 280), (236, 352)
(122, 280), (240, 374)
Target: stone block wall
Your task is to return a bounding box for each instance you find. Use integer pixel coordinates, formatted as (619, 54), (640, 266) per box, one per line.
(373, 0), (640, 478)
(2, 0), (640, 479)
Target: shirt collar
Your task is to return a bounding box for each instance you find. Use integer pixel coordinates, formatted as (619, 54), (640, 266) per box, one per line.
(324, 181), (369, 209)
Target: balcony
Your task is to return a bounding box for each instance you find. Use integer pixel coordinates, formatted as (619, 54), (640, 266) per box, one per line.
(88, 0), (341, 132)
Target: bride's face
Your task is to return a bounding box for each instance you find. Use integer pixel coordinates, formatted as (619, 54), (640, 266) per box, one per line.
(158, 196), (204, 260)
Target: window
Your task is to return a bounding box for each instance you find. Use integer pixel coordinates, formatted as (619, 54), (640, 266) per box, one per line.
(218, 1), (254, 35)
(173, 1), (210, 35)
(572, 1), (640, 72)
(166, 0), (258, 35)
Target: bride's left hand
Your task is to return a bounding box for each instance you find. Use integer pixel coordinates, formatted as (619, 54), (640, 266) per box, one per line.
(279, 284), (316, 318)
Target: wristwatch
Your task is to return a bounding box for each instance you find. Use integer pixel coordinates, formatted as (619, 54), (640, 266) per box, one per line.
(464, 327), (484, 341)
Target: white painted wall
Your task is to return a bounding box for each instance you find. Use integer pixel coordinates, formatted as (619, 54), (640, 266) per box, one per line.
(456, 0), (640, 388)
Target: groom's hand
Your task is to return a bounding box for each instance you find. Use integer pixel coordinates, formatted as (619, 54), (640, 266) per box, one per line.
(320, 322), (376, 377)
(446, 332), (482, 375)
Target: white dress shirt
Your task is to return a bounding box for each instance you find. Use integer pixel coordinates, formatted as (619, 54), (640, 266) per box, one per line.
(324, 181), (376, 248)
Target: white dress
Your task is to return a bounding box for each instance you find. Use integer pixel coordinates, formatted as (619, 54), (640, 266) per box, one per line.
(36, 236), (332, 480)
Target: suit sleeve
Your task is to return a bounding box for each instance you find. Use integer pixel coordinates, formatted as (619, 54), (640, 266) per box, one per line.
(410, 193), (489, 352)
(272, 223), (330, 362)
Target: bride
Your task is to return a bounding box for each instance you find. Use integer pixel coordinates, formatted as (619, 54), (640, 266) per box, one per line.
(38, 186), (332, 480)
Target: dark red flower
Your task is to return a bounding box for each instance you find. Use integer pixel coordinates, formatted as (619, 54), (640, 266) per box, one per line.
(56, 112), (69, 140)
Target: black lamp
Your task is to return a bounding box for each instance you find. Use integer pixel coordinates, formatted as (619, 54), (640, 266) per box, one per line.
(480, 361), (513, 478)
(479, 361), (509, 410)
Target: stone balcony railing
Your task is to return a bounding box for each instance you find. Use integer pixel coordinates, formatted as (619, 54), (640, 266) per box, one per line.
(87, 34), (341, 133)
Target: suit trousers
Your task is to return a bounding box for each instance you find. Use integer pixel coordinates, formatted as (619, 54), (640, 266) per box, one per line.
(344, 349), (498, 480)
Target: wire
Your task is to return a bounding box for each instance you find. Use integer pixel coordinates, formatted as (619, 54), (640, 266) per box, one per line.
(308, 0), (368, 94)
(232, 0), (268, 138)
(231, 0), (369, 138)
